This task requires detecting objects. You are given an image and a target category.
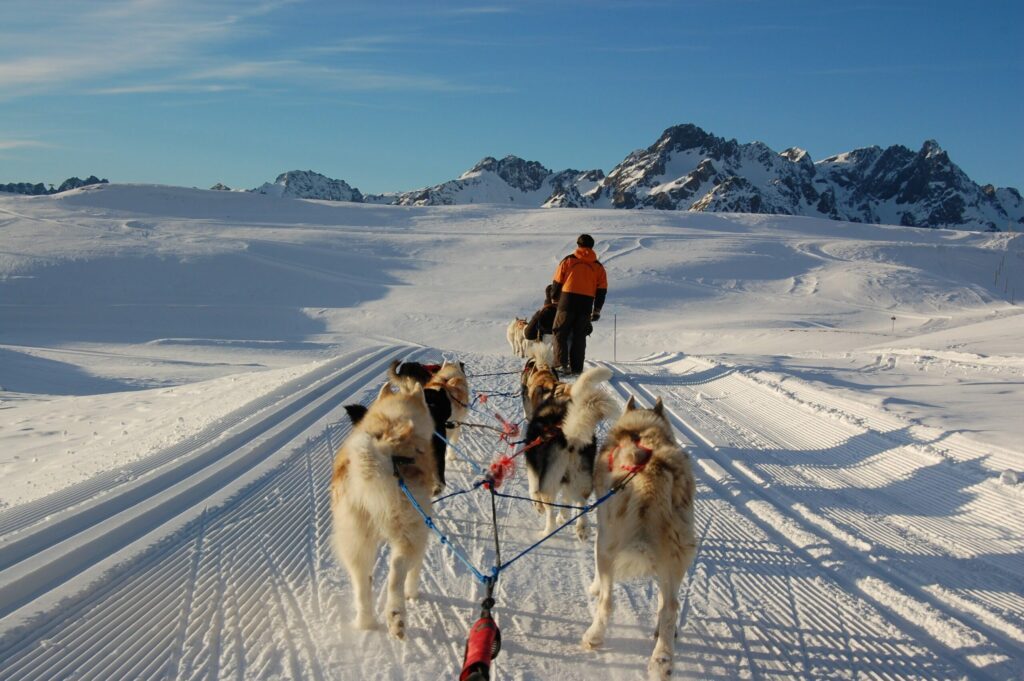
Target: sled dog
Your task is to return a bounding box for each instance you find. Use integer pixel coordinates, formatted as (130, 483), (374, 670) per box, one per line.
(421, 360), (470, 463)
(582, 396), (697, 680)
(524, 365), (617, 540)
(506, 317), (528, 357)
(389, 360), (455, 493)
(331, 376), (436, 639)
(520, 343), (565, 421)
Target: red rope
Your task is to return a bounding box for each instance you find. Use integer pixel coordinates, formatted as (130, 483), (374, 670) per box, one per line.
(483, 435), (547, 490)
(607, 436), (652, 474)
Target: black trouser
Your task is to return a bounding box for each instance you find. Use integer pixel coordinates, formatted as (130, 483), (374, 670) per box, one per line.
(552, 292), (594, 373)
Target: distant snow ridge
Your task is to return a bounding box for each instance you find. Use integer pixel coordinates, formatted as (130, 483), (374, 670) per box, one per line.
(252, 170), (363, 202)
(1, 175), (108, 196)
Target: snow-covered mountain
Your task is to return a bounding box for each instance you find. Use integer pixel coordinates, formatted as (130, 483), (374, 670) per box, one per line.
(252, 170), (363, 202)
(247, 125), (1021, 231)
(365, 155), (604, 207)
(585, 124), (1023, 230)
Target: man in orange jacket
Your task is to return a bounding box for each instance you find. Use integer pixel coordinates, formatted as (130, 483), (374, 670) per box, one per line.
(551, 234), (607, 375)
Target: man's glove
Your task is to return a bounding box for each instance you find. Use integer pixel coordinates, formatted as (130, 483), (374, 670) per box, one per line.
(591, 311), (601, 322)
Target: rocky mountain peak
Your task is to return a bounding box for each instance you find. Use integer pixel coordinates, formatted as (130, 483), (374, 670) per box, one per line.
(464, 155), (551, 192)
(252, 170), (363, 202)
(657, 123), (717, 153)
(920, 139), (944, 159)
(781, 147), (812, 165)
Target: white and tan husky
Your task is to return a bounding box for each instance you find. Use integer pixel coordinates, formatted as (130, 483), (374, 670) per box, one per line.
(582, 395), (697, 680)
(506, 317), (528, 357)
(330, 376), (436, 639)
(523, 364), (618, 540)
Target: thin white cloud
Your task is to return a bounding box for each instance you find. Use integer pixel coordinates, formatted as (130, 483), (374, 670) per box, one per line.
(0, 1), (499, 98)
(0, 1), (309, 98)
(91, 83), (249, 95)
(0, 139), (52, 150)
(442, 6), (513, 15)
(306, 35), (405, 54)
(0, 2), (256, 97)
(183, 59), (504, 93)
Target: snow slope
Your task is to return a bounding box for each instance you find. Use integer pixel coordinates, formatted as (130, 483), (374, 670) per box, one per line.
(1, 184), (1022, 680)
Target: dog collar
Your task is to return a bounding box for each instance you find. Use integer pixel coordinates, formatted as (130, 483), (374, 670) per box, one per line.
(607, 436), (653, 473)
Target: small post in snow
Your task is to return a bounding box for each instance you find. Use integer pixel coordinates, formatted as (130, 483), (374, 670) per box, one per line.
(890, 315), (896, 333)
(613, 313), (617, 363)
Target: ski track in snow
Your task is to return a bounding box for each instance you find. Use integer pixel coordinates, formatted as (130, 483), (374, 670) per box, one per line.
(0, 348), (1021, 680)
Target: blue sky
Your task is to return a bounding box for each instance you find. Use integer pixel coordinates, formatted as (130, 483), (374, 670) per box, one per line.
(1, 0), (1021, 193)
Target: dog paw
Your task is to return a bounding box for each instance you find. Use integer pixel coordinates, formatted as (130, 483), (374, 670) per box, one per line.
(575, 524), (590, 542)
(387, 610), (406, 640)
(581, 627), (604, 650)
(647, 653), (672, 680)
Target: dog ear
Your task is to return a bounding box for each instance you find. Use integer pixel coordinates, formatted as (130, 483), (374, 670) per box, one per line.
(653, 396), (665, 417)
(344, 403), (368, 425)
(459, 361), (465, 372)
(625, 395), (637, 411)
(377, 381), (393, 400)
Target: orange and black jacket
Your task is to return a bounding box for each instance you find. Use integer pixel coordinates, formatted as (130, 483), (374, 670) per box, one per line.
(551, 247), (608, 312)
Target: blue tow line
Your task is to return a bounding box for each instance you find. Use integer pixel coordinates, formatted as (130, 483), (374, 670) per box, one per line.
(390, 371), (639, 589)
(396, 464), (639, 585)
(434, 430), (487, 476)
(397, 476), (492, 585)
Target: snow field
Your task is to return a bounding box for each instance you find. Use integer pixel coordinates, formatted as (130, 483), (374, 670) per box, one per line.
(1, 348), (1020, 679)
(1, 185), (1023, 679)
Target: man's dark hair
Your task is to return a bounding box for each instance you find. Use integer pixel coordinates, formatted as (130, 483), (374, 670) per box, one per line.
(577, 234), (595, 248)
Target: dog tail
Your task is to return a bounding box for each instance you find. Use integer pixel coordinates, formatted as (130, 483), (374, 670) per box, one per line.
(528, 341), (554, 368)
(387, 359), (428, 396)
(563, 367), (618, 445)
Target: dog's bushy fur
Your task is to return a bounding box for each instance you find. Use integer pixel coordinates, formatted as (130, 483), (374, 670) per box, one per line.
(582, 396), (697, 680)
(507, 317), (528, 357)
(524, 365), (617, 540)
(330, 377), (436, 639)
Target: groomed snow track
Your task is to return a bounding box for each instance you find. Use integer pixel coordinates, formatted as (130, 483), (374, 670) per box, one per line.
(0, 348), (1020, 680)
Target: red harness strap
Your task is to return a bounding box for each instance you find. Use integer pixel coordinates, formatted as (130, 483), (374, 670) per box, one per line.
(476, 393), (522, 442)
(484, 435), (546, 490)
(608, 436), (653, 474)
